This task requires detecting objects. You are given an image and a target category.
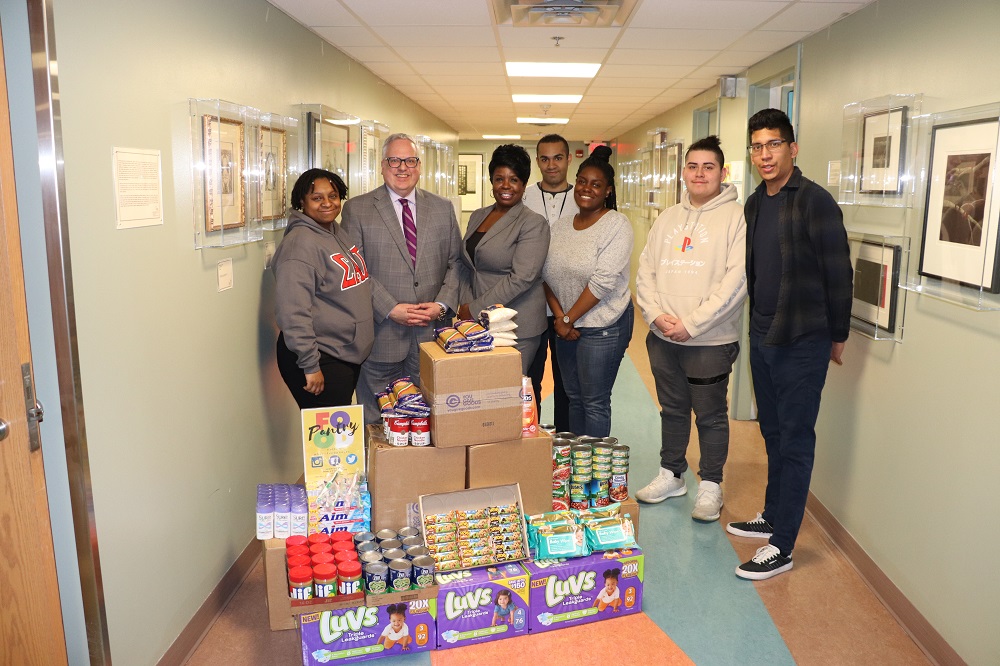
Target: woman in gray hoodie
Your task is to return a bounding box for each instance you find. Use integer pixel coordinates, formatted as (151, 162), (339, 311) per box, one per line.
(272, 169), (375, 408)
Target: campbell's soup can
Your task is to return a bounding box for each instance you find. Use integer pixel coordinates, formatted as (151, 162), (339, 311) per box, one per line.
(388, 415), (410, 446)
(410, 417), (431, 446)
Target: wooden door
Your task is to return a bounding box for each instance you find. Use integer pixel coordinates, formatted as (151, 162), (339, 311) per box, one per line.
(0, 19), (69, 666)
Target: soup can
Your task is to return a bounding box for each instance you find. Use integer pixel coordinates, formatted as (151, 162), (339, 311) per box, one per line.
(353, 531), (376, 547)
(360, 550), (384, 565)
(406, 545), (430, 560)
(375, 529), (397, 543)
(379, 538), (402, 552)
(388, 559), (413, 592)
(382, 548), (407, 563)
(363, 562), (389, 595)
(401, 536), (424, 549)
(411, 555), (436, 588)
(410, 417), (431, 446)
(397, 526), (421, 539)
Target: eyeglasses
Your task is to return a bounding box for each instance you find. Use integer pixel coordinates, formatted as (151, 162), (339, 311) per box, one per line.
(748, 139), (788, 154)
(384, 156), (420, 168)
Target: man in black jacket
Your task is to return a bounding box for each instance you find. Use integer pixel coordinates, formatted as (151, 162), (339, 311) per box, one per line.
(726, 109), (853, 580)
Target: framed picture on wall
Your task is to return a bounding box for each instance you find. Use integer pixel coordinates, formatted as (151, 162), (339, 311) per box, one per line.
(852, 240), (901, 333)
(307, 113), (350, 187)
(918, 117), (1000, 293)
(458, 153), (483, 211)
(260, 127), (287, 221)
(665, 142), (682, 206)
(202, 115), (245, 232)
(860, 107), (907, 195)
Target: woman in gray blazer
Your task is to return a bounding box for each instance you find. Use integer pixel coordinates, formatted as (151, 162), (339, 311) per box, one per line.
(457, 144), (550, 377)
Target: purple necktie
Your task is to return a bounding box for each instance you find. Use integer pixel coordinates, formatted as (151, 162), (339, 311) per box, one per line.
(400, 198), (417, 266)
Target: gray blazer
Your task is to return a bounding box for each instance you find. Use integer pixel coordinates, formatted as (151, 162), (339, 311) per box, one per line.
(458, 201), (550, 338)
(341, 184), (462, 363)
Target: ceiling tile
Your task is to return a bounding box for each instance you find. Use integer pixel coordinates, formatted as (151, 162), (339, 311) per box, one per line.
(725, 30), (810, 51)
(407, 62), (506, 76)
(497, 26), (621, 49)
(606, 49), (716, 66)
(596, 64), (695, 80)
(393, 46), (501, 62)
(668, 77), (718, 91)
(424, 74), (508, 87)
(337, 46), (403, 63)
(509, 81), (589, 94)
(704, 49), (774, 68)
(761, 2), (865, 31)
(372, 26), (496, 47)
(268, 0), (360, 27)
(619, 28), (747, 51)
(630, 1), (791, 30)
(312, 26), (384, 47)
(691, 65), (749, 78)
(364, 62), (419, 78)
(340, 0), (492, 26)
(500, 47), (612, 63)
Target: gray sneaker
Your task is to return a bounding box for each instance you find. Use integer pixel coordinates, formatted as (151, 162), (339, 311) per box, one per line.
(691, 480), (723, 521)
(635, 468), (686, 504)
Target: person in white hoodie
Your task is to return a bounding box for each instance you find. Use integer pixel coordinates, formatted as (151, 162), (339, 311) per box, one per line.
(634, 136), (747, 522)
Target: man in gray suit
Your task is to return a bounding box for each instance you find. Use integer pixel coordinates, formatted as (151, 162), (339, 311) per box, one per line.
(342, 133), (462, 423)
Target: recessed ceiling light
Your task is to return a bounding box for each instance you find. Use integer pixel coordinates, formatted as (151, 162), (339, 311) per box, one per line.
(506, 62), (600, 78)
(512, 94), (582, 104)
(517, 117), (570, 125)
(482, 135), (522, 139)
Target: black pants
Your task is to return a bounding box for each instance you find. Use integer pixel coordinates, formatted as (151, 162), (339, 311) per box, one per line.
(276, 333), (361, 409)
(526, 316), (570, 431)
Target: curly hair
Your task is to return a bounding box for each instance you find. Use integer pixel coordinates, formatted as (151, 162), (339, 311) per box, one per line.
(489, 144), (532, 182)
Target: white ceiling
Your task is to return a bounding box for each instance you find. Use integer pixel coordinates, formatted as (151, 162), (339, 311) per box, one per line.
(268, 0), (872, 142)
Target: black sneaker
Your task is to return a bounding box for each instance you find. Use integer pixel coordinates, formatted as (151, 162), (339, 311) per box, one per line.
(736, 544), (793, 580)
(726, 513), (773, 538)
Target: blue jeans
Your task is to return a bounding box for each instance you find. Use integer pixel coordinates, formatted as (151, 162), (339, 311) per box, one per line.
(750, 330), (832, 555)
(555, 302), (634, 437)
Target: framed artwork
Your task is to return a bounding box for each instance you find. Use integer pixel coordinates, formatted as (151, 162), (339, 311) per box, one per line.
(260, 127), (287, 221)
(307, 112), (350, 186)
(458, 153), (483, 211)
(852, 240), (901, 333)
(860, 107), (907, 194)
(665, 142), (682, 206)
(919, 118), (1000, 293)
(202, 115), (245, 232)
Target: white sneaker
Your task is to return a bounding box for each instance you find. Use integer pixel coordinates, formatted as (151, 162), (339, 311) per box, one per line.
(635, 468), (686, 504)
(691, 480), (723, 521)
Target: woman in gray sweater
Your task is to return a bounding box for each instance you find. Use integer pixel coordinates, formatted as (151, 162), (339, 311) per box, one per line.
(542, 147), (634, 437)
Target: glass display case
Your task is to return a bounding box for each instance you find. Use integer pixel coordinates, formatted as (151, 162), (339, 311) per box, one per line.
(300, 104), (359, 194)
(359, 120), (389, 194)
(258, 112), (299, 231)
(847, 233), (909, 341)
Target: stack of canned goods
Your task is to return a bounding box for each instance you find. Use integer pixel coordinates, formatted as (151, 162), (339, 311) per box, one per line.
(377, 377), (432, 447)
(550, 434), (631, 509)
(551, 434), (572, 511)
(610, 443), (630, 501)
(590, 439), (614, 507)
(358, 526), (436, 595)
(570, 438), (594, 510)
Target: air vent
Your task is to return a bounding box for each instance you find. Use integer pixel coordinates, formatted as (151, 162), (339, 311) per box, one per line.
(494, 0), (636, 28)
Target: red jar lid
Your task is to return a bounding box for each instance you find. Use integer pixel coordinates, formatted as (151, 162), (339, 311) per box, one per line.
(329, 531), (354, 543)
(286, 535), (309, 548)
(311, 552), (335, 566)
(313, 563), (338, 580)
(288, 566), (313, 584)
(331, 541), (355, 554)
(334, 550), (359, 564)
(286, 545), (310, 559)
(287, 555), (312, 569)
(309, 543), (333, 555)
(338, 560), (362, 578)
(308, 533), (330, 546)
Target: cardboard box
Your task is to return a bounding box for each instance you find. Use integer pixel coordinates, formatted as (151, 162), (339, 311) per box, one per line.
(299, 598), (437, 664)
(418, 342), (522, 447)
(467, 432), (553, 516)
(522, 547), (644, 634)
(366, 426), (466, 532)
(365, 582), (438, 609)
(434, 563), (530, 649)
(262, 539), (366, 632)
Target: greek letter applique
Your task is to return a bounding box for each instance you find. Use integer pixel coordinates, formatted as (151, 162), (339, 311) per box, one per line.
(330, 245), (370, 290)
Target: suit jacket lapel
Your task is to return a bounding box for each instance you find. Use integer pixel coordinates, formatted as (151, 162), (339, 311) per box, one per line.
(478, 202), (519, 250)
(375, 185), (413, 273)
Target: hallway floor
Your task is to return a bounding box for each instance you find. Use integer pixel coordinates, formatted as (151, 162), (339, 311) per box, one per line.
(186, 315), (931, 665)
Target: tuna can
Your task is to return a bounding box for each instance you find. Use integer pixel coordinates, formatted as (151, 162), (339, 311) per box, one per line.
(539, 423), (557, 433)
(375, 529), (398, 543)
(554, 431), (576, 440)
(602, 437), (619, 446)
(356, 540), (379, 555)
(405, 545), (430, 560)
(612, 444), (630, 461)
(397, 526), (421, 539)
(388, 415), (410, 446)
(360, 550), (384, 565)
(411, 555), (436, 588)
(382, 548), (407, 563)
(409, 417), (431, 446)
(353, 531), (376, 547)
(388, 559), (413, 592)
(570, 444), (593, 461)
(379, 538), (402, 552)
(401, 536), (424, 549)
(363, 562), (389, 595)
(576, 436), (603, 445)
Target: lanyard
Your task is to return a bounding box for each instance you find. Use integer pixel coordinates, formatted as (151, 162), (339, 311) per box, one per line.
(538, 183), (571, 224)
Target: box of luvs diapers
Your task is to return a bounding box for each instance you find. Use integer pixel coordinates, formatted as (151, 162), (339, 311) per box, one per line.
(298, 598), (436, 664)
(434, 562), (530, 649)
(522, 547), (644, 634)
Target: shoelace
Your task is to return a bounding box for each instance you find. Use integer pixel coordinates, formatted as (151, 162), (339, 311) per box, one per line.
(752, 545), (781, 564)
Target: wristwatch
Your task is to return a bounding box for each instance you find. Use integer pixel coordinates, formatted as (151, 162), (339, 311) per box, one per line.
(437, 304), (448, 320)
(562, 315), (571, 324)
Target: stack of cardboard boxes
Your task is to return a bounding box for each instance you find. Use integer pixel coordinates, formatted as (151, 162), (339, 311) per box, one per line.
(367, 342), (555, 530)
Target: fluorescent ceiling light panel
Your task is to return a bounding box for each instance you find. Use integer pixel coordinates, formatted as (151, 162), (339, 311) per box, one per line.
(512, 94), (582, 104)
(482, 134), (522, 139)
(517, 117), (570, 124)
(506, 62), (601, 78)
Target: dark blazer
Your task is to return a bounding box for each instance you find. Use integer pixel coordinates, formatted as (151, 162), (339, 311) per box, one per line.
(341, 184), (462, 363)
(458, 201), (550, 338)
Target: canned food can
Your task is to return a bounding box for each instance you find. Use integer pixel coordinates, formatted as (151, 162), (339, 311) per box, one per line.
(382, 548), (407, 563)
(405, 545), (430, 559)
(612, 443), (630, 458)
(375, 529), (398, 543)
(610, 474), (629, 501)
(388, 415), (410, 446)
(409, 417), (431, 446)
(552, 497), (570, 511)
(357, 540), (379, 555)
(592, 470), (612, 481)
(576, 436), (603, 445)
(401, 536), (424, 548)
(554, 431), (576, 440)
(360, 550), (384, 565)
(570, 499), (590, 510)
(379, 538), (402, 552)
(388, 559), (413, 592)
(570, 473), (593, 484)
(570, 444), (593, 460)
(353, 531), (376, 547)
(602, 437), (619, 446)
(552, 466), (571, 481)
(364, 562), (389, 595)
(397, 526), (421, 539)
(411, 555), (436, 588)
(539, 423), (557, 433)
